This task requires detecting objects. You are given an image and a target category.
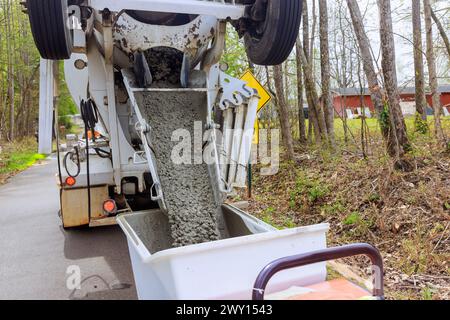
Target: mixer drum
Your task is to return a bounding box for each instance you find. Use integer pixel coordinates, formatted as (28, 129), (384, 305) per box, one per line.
(125, 10), (197, 26)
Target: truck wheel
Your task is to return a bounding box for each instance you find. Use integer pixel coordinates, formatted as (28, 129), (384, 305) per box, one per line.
(26, 0), (73, 60)
(244, 0), (303, 66)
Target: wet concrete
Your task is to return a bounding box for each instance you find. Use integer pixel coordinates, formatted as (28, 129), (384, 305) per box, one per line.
(142, 91), (221, 247)
(125, 210), (173, 254)
(0, 158), (137, 300)
(144, 47), (183, 87)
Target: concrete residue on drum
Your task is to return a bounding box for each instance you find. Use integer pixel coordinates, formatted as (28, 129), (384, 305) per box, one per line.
(141, 91), (221, 247)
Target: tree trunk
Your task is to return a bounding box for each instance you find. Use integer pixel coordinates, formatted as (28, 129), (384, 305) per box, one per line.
(347, 0), (388, 137)
(412, 0), (428, 128)
(430, 7), (450, 59)
(273, 65), (295, 160)
(295, 38), (307, 144)
(377, 0), (410, 158)
(299, 48), (328, 144)
(424, 0), (445, 144)
(0, 3), (4, 140)
(6, 0), (15, 141)
(301, 0), (320, 144)
(0, 72), (3, 140)
(302, 0), (310, 60)
(310, 0), (317, 64)
(319, 0), (335, 147)
(335, 2), (349, 143)
(263, 66), (273, 130)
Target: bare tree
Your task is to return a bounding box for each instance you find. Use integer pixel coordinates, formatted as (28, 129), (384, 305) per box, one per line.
(302, 0), (310, 62)
(310, 0), (318, 64)
(295, 38), (307, 144)
(273, 64), (295, 160)
(301, 0), (321, 144)
(412, 0), (428, 130)
(430, 7), (450, 59)
(424, 0), (445, 143)
(299, 47), (329, 144)
(377, 0), (410, 158)
(302, 0), (316, 143)
(319, 0), (335, 147)
(331, 0), (353, 143)
(347, 0), (391, 146)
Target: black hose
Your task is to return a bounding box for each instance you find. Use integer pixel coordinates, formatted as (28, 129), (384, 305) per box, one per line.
(80, 99), (95, 221)
(80, 98), (112, 159)
(63, 146), (81, 178)
(55, 108), (64, 220)
(80, 98), (99, 141)
(63, 98), (102, 179)
(79, 98), (113, 221)
(94, 147), (111, 159)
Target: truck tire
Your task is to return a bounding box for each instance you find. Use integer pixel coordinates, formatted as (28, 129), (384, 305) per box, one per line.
(26, 0), (73, 60)
(245, 0), (303, 66)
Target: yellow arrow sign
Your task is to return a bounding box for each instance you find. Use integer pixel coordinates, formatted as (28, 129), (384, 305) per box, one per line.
(240, 70), (272, 145)
(240, 70), (272, 112)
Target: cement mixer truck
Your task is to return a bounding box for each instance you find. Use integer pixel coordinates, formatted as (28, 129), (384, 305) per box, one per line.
(24, 0), (384, 300)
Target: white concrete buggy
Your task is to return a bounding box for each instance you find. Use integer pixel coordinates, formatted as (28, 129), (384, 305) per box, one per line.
(25, 0), (384, 300)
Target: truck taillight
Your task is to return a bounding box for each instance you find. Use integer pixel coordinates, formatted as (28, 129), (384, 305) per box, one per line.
(65, 176), (76, 187)
(103, 200), (117, 215)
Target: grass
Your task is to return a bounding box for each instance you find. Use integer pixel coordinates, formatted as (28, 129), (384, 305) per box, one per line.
(0, 152), (46, 174)
(0, 138), (46, 182)
(287, 115), (450, 144)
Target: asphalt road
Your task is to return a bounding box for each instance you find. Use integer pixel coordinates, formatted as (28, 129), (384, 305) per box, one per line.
(0, 157), (137, 300)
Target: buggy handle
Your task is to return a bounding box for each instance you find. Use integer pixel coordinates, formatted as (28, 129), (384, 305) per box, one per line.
(252, 243), (384, 300)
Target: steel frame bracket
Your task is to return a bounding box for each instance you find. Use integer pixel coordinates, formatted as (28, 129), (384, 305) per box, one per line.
(218, 71), (256, 110)
(88, 0), (246, 20)
(121, 69), (167, 210)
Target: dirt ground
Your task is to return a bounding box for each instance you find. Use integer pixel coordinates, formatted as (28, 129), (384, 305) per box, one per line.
(239, 128), (450, 300)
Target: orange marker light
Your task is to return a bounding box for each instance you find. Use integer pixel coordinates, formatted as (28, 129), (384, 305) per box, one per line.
(65, 176), (76, 186)
(103, 200), (117, 215)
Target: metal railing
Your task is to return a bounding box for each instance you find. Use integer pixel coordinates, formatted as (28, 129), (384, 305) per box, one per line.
(252, 243), (384, 300)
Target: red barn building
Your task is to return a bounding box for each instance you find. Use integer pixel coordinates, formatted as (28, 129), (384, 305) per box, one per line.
(332, 85), (450, 117)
